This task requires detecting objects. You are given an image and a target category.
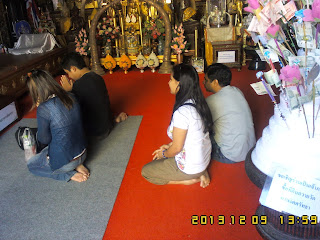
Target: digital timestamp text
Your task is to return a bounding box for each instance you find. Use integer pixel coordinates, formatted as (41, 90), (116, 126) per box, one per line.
(191, 215), (319, 225)
(191, 215), (267, 225)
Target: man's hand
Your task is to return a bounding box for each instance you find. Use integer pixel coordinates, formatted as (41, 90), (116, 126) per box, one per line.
(60, 75), (73, 91)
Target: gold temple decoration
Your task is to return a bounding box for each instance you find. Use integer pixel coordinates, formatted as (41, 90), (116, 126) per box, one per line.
(163, 3), (172, 23)
(136, 0), (143, 49)
(121, 0), (128, 20)
(88, 0), (172, 75)
(183, 7), (196, 22)
(141, 2), (149, 18)
(88, 6), (98, 28)
(234, 0), (243, 27)
(85, 0), (99, 9)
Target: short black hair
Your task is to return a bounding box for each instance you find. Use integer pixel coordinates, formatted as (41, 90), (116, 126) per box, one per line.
(205, 63), (232, 87)
(61, 52), (87, 71)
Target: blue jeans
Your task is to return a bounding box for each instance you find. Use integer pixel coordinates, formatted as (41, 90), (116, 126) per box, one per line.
(27, 147), (87, 181)
(210, 135), (235, 164)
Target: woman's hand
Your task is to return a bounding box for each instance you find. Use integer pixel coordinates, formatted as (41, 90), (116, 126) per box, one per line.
(152, 143), (171, 160)
(152, 150), (163, 160)
(159, 144), (170, 151)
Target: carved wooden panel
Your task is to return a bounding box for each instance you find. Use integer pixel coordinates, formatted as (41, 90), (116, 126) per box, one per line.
(0, 47), (66, 98)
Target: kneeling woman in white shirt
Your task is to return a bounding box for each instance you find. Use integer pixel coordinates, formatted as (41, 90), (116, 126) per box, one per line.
(141, 64), (213, 188)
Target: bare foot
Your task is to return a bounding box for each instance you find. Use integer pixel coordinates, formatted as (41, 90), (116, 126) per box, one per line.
(76, 164), (90, 177)
(200, 170), (210, 188)
(70, 172), (88, 182)
(168, 178), (200, 185)
(115, 112), (128, 123)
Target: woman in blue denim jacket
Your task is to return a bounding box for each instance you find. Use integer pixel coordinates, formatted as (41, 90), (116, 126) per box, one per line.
(26, 69), (88, 182)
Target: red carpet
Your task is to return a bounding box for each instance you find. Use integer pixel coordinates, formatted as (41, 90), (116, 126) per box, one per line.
(19, 66), (273, 239)
(100, 66), (274, 240)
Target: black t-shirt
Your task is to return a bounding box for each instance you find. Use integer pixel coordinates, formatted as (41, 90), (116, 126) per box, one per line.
(72, 71), (114, 136)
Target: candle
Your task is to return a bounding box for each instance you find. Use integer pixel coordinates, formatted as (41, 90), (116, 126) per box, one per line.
(113, 18), (117, 27)
(120, 17), (124, 35)
(139, 16), (143, 46)
(195, 28), (198, 59)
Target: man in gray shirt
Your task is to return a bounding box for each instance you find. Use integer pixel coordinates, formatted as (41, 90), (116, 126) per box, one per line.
(203, 63), (256, 163)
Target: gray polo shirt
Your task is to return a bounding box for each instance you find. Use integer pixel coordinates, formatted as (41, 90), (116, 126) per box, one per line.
(206, 85), (256, 162)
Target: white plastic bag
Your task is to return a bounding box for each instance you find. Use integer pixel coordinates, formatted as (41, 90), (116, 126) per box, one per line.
(22, 128), (37, 162)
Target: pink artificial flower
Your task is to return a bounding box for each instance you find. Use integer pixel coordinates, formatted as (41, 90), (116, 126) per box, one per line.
(303, 9), (314, 22)
(312, 0), (320, 22)
(279, 65), (301, 82)
(244, 0), (260, 13)
(266, 24), (280, 38)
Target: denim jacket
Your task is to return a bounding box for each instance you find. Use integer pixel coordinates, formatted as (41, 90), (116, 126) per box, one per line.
(36, 94), (87, 170)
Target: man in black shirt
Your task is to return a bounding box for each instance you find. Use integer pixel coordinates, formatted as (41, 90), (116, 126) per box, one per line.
(60, 53), (127, 139)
